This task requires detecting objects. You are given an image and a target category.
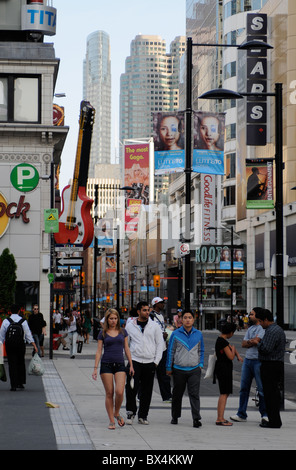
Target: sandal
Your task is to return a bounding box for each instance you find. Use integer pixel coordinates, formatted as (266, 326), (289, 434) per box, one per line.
(108, 422), (116, 430)
(216, 420), (233, 426)
(115, 415), (125, 427)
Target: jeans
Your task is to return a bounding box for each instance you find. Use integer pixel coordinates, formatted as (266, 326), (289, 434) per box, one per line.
(32, 333), (43, 356)
(67, 331), (77, 357)
(237, 358), (267, 419)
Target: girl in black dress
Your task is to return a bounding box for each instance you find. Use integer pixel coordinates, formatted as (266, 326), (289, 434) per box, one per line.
(214, 322), (243, 426)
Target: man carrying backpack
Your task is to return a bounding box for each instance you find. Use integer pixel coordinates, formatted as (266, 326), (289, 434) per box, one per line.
(0, 304), (38, 391)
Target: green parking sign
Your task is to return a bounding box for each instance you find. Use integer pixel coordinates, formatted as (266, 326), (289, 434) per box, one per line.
(10, 164), (39, 192)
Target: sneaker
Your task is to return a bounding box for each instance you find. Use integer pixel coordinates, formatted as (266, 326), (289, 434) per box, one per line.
(230, 414), (247, 422)
(171, 418), (178, 425)
(261, 416), (269, 424)
(138, 417), (149, 425)
(163, 398), (172, 403)
(126, 413), (135, 425)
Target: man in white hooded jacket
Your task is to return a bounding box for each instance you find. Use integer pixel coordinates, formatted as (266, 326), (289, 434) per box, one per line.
(125, 301), (163, 425)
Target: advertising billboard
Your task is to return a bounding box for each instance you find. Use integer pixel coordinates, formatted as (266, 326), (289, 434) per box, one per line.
(124, 143), (150, 232)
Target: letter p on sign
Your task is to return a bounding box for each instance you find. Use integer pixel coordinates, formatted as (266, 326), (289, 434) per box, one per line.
(10, 164), (39, 192)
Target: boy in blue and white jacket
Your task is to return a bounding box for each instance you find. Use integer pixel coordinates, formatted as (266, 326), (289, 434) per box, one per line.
(166, 310), (204, 427)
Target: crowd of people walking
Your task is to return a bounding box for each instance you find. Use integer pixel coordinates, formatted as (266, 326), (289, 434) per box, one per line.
(89, 299), (286, 431)
(0, 300), (286, 432)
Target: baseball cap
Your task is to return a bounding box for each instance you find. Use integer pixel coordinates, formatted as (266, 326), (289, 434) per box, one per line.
(151, 297), (165, 306)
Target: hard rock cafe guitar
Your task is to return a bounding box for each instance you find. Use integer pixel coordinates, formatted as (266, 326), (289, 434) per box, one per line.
(54, 101), (95, 249)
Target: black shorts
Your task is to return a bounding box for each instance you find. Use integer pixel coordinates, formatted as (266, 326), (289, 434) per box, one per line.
(100, 362), (126, 375)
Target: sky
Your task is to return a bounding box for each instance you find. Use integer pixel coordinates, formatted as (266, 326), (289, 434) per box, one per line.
(49, 0), (186, 190)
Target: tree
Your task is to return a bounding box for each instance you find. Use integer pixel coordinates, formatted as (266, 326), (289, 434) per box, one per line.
(0, 248), (17, 311)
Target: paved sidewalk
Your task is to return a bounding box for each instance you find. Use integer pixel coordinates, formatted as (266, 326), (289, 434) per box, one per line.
(43, 334), (296, 452)
(0, 330), (295, 452)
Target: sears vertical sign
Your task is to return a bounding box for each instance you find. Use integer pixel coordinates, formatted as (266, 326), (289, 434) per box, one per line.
(246, 13), (268, 146)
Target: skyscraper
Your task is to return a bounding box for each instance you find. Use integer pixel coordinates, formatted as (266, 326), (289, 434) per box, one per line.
(120, 34), (185, 141)
(120, 34), (185, 198)
(83, 30), (111, 177)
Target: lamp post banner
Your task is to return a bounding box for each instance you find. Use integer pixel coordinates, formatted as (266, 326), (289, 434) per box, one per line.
(246, 158), (274, 209)
(124, 143), (150, 232)
(192, 111), (225, 175)
(153, 112), (185, 174)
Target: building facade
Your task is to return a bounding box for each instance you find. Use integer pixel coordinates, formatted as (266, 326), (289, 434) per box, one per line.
(181, 0), (296, 329)
(0, 0), (68, 327)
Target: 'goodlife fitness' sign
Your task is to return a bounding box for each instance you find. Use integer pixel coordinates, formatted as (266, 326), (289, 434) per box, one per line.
(246, 13), (268, 146)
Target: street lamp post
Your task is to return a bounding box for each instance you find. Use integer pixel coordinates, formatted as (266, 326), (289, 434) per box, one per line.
(209, 225), (234, 321)
(199, 84), (284, 329)
(183, 37), (270, 312)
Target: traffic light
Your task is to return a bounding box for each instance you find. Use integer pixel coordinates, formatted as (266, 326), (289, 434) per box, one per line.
(153, 274), (160, 288)
(177, 300), (181, 308)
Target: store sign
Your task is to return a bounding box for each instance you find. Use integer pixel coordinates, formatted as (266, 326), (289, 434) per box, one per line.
(10, 164), (39, 192)
(0, 192), (30, 238)
(21, 5), (57, 36)
(201, 174), (216, 244)
(246, 13), (268, 146)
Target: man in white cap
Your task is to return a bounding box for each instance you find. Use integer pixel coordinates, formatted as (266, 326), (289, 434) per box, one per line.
(150, 297), (172, 402)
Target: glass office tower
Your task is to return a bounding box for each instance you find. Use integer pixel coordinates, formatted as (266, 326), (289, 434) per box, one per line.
(83, 30), (111, 176)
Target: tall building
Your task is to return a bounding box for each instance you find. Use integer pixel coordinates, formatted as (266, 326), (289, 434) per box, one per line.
(120, 34), (185, 142)
(119, 35), (185, 199)
(182, 0), (296, 329)
(83, 30), (111, 176)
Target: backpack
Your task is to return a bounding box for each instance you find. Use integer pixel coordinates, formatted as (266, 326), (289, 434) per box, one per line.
(5, 318), (25, 347)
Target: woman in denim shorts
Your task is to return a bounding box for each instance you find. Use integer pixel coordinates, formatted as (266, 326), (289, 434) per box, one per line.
(92, 309), (134, 429)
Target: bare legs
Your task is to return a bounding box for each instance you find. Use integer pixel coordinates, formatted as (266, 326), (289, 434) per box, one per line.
(216, 393), (233, 426)
(101, 372), (126, 428)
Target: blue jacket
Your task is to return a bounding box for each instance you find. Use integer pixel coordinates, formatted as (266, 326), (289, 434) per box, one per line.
(166, 326), (204, 372)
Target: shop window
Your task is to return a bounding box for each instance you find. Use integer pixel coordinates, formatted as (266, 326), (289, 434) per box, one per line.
(0, 74), (40, 123)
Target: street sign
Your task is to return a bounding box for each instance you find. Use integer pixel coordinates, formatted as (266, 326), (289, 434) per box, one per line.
(56, 257), (83, 267)
(55, 244), (84, 253)
(44, 209), (59, 233)
(10, 163), (39, 192)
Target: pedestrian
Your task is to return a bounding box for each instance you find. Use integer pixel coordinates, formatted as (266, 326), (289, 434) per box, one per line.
(92, 308), (134, 430)
(82, 310), (93, 344)
(166, 309), (204, 428)
(64, 309), (78, 358)
(214, 321), (243, 426)
(0, 304), (38, 391)
(255, 308), (286, 428)
(230, 308), (268, 424)
(150, 297), (172, 402)
(53, 310), (63, 333)
(125, 301), (163, 425)
(173, 309), (183, 329)
(28, 304), (47, 357)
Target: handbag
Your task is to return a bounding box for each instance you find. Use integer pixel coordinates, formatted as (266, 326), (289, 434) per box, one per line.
(28, 354), (44, 376)
(204, 353), (216, 379)
(77, 334), (84, 353)
(0, 363), (7, 382)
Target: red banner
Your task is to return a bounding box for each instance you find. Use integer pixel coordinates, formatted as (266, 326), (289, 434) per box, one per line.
(124, 144), (150, 232)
